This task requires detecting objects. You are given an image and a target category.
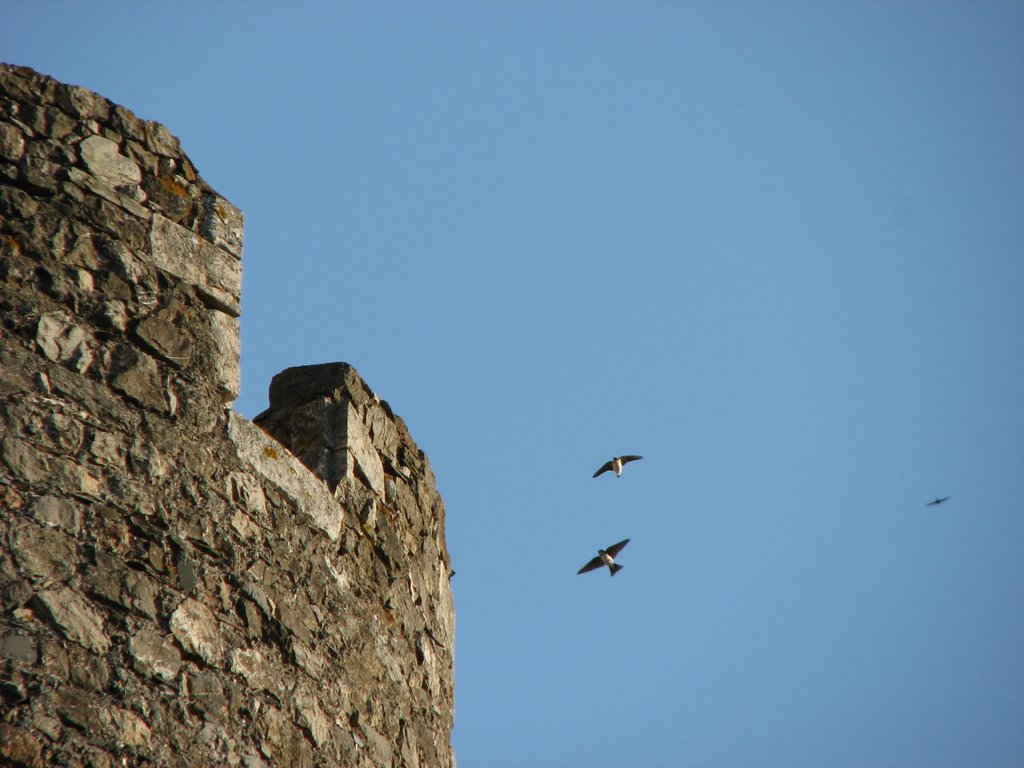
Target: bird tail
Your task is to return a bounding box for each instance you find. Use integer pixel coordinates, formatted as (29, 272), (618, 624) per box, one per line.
(609, 564), (624, 576)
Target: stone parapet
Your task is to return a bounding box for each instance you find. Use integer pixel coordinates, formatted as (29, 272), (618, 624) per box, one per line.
(0, 64), (453, 768)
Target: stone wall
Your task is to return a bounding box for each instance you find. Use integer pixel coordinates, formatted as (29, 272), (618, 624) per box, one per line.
(0, 64), (454, 768)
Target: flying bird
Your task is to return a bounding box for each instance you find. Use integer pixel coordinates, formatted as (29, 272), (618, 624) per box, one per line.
(926, 496), (950, 506)
(577, 538), (630, 576)
(593, 455), (643, 478)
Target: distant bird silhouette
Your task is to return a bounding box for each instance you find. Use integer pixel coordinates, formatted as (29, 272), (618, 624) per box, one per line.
(577, 538), (630, 576)
(926, 496), (950, 506)
(592, 455), (643, 478)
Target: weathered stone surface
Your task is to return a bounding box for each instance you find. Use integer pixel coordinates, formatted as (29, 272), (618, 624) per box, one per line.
(31, 588), (110, 653)
(227, 412), (343, 540)
(1, 436), (50, 483)
(129, 627), (183, 683)
(188, 669), (228, 717)
(201, 193), (244, 258)
(109, 705), (153, 748)
(1, 633), (37, 664)
(109, 343), (166, 412)
(0, 122), (26, 161)
(10, 519), (77, 582)
(170, 598), (226, 666)
(35, 312), (94, 373)
(133, 302), (194, 367)
(1, 63), (453, 768)
(208, 307), (240, 401)
(229, 645), (279, 695)
(79, 134), (142, 187)
(149, 213), (241, 316)
(30, 494), (81, 532)
(0, 723), (45, 768)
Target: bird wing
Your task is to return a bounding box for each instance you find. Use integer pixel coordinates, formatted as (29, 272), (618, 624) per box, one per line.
(577, 556), (604, 574)
(592, 461), (614, 478)
(620, 455), (643, 464)
(605, 539), (630, 558)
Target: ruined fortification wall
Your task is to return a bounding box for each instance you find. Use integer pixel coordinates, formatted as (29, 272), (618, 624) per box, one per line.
(0, 64), (454, 767)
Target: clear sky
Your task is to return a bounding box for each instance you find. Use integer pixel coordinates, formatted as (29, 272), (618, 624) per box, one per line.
(5, 3), (1024, 766)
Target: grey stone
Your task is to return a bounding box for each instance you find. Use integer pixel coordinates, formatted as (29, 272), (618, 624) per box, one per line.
(79, 134), (141, 187)
(1, 436), (50, 483)
(208, 307), (240, 401)
(294, 692), (331, 748)
(19, 140), (60, 193)
(175, 550), (197, 593)
(109, 344), (166, 413)
(134, 308), (194, 368)
(10, 519), (77, 582)
(66, 165), (151, 219)
(149, 213), (241, 316)
(86, 429), (124, 467)
(82, 549), (158, 617)
(170, 598), (226, 666)
(229, 645), (279, 695)
(36, 312), (94, 373)
(0, 63), (454, 767)
(1, 633), (37, 664)
(129, 627), (182, 683)
(360, 720), (394, 767)
(56, 82), (111, 122)
(31, 494), (81, 532)
(227, 412), (343, 541)
(200, 192), (244, 258)
(188, 670), (227, 717)
(0, 121), (25, 161)
(68, 647), (110, 691)
(229, 472), (267, 515)
(32, 587), (110, 653)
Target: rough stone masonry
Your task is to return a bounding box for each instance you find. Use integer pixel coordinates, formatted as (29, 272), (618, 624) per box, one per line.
(0, 63), (454, 767)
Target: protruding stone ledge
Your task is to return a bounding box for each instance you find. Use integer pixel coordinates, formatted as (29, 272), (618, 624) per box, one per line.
(226, 411), (343, 541)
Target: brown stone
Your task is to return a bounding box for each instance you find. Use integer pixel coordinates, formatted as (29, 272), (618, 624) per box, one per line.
(0, 63), (453, 768)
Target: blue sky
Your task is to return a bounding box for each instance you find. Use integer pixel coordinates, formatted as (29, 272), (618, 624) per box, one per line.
(5, 3), (1024, 766)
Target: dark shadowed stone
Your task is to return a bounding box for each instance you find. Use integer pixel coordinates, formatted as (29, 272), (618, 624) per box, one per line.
(82, 549), (158, 617)
(0, 576), (33, 613)
(68, 647), (110, 692)
(175, 550), (197, 593)
(188, 670), (227, 718)
(54, 687), (106, 733)
(19, 141), (60, 194)
(265, 362), (362, 411)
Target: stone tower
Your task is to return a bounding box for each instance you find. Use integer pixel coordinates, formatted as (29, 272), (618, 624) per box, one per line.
(0, 64), (454, 767)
